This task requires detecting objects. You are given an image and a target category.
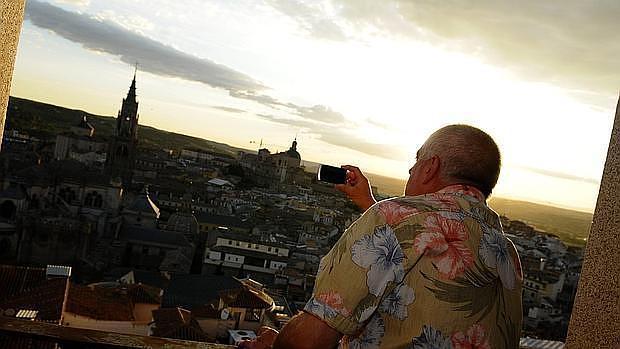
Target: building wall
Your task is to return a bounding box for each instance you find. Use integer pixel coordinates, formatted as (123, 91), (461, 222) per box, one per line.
(566, 96), (620, 348)
(133, 303), (158, 323)
(196, 318), (236, 339)
(214, 237), (288, 257)
(0, 0), (26, 152)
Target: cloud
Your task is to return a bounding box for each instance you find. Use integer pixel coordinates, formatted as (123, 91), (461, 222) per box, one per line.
(266, 0), (347, 41)
(54, 0), (90, 7)
(25, 0), (403, 161)
(212, 106), (247, 114)
(273, 0), (620, 106)
(26, 0), (265, 93)
(293, 105), (346, 124)
(256, 113), (405, 160)
(519, 165), (600, 185)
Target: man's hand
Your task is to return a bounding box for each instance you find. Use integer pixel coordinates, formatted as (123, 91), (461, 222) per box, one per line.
(237, 327), (279, 349)
(335, 165), (376, 211)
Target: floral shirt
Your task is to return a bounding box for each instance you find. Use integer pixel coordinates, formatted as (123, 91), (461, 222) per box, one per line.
(304, 185), (523, 348)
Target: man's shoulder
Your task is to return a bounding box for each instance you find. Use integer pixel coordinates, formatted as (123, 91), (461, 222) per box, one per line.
(369, 195), (448, 227)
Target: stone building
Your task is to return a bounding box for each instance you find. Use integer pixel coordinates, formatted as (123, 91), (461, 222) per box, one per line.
(54, 116), (107, 167)
(106, 70), (140, 184)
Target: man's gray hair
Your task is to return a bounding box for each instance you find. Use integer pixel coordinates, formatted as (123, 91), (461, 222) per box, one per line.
(418, 124), (501, 197)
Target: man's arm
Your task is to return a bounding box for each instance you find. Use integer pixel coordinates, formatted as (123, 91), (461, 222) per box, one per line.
(273, 312), (342, 349)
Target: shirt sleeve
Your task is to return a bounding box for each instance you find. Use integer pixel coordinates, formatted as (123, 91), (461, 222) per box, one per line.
(304, 204), (403, 335)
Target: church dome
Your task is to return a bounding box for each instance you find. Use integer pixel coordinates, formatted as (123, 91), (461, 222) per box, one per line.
(166, 211), (199, 237)
(285, 139), (301, 160)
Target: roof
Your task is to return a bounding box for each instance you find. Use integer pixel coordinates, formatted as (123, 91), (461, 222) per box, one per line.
(195, 213), (250, 229)
(219, 286), (273, 309)
(166, 211), (199, 236)
(191, 300), (221, 318)
(121, 226), (192, 248)
(207, 178), (234, 187)
(206, 229), (287, 249)
(162, 274), (239, 309)
(126, 192), (160, 217)
(211, 246), (289, 262)
(66, 283), (135, 321)
(0, 264), (70, 322)
(127, 284), (162, 305)
(0, 277), (68, 322)
(285, 148), (300, 160)
(151, 307), (208, 342)
(110, 268), (170, 289)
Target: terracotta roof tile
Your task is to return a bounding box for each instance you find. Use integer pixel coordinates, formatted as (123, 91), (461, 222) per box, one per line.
(0, 277), (68, 322)
(66, 284), (134, 321)
(219, 287), (272, 309)
(151, 307), (208, 342)
(0, 265), (69, 323)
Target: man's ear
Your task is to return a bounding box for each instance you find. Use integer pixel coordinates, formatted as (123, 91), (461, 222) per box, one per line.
(421, 155), (441, 184)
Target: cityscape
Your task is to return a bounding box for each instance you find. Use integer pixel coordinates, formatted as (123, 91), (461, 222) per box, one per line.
(4, 0), (620, 347)
(0, 74), (582, 347)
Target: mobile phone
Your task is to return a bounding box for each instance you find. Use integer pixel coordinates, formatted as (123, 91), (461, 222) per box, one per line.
(317, 164), (347, 184)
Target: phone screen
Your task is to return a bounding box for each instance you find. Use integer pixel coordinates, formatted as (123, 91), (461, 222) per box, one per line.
(317, 164), (347, 184)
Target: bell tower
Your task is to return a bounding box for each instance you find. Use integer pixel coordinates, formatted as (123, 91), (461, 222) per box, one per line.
(106, 66), (140, 183)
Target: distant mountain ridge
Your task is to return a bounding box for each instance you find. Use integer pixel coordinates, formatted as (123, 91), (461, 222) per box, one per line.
(6, 96), (248, 156)
(6, 96), (592, 245)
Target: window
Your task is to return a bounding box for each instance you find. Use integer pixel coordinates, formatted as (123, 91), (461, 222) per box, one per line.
(228, 240), (232, 245)
(275, 248), (279, 253)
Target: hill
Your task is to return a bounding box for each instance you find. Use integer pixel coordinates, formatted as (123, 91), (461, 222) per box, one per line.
(5, 96), (245, 156)
(489, 197), (592, 246)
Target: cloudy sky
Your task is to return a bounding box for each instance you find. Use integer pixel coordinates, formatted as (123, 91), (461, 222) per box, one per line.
(10, 0), (620, 211)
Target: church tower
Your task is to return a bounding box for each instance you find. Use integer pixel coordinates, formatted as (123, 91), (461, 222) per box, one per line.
(106, 68), (140, 182)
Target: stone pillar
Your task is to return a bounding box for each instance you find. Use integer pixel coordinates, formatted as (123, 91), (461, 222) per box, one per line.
(0, 0), (26, 151)
(566, 96), (620, 348)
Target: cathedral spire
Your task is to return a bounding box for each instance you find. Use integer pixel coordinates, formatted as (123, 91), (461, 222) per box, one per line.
(128, 62), (138, 100)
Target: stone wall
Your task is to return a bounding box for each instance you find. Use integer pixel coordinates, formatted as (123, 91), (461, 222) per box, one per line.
(566, 96), (620, 348)
(0, 0), (26, 151)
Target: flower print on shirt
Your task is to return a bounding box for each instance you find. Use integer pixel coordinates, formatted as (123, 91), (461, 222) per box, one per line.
(448, 184), (485, 202)
(351, 225), (406, 296)
(414, 214), (474, 279)
(427, 193), (461, 212)
(451, 324), (491, 349)
(304, 297), (339, 319)
(378, 201), (420, 225)
(379, 283), (415, 320)
(348, 315), (385, 349)
(411, 325), (453, 349)
(479, 225), (517, 290)
(315, 291), (351, 317)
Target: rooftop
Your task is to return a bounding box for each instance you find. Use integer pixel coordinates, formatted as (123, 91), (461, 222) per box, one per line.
(162, 274), (239, 309)
(121, 225), (192, 248)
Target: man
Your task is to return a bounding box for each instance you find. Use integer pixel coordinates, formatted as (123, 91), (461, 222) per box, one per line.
(241, 124), (522, 349)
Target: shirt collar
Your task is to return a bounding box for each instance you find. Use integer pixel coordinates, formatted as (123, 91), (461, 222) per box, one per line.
(437, 184), (486, 202)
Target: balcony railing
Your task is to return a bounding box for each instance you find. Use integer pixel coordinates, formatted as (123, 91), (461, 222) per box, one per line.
(0, 317), (234, 349)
